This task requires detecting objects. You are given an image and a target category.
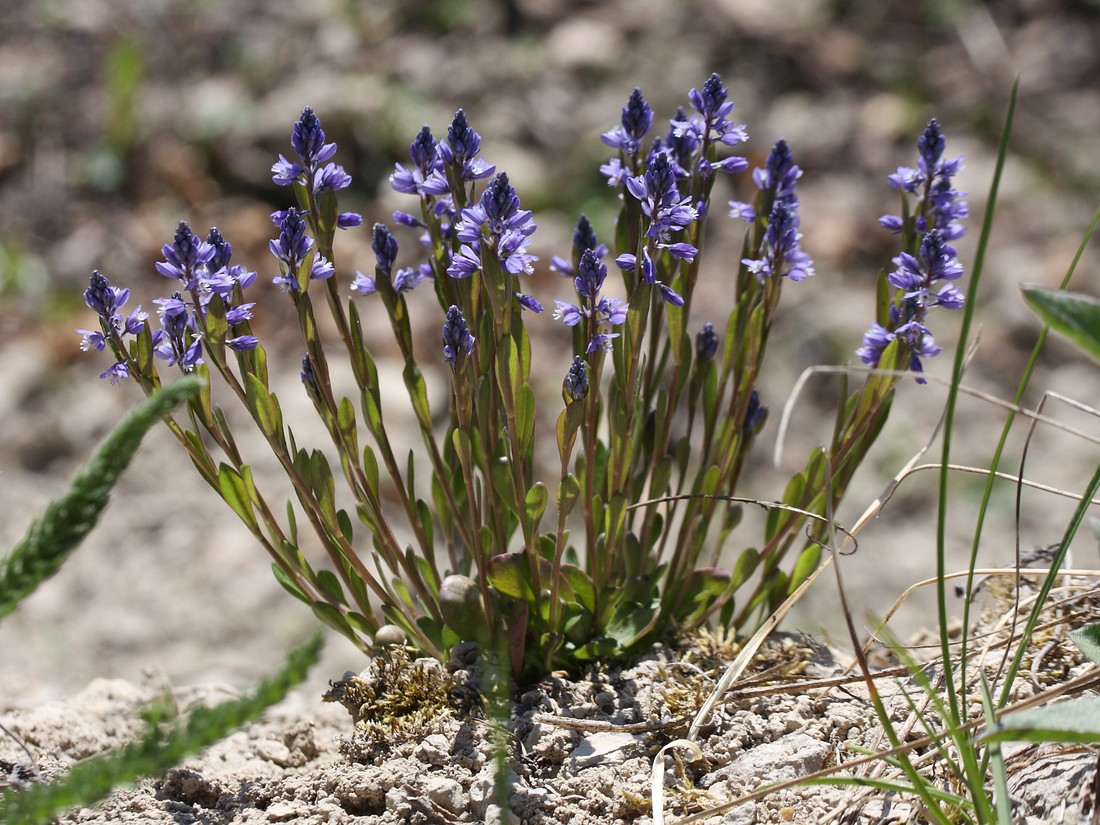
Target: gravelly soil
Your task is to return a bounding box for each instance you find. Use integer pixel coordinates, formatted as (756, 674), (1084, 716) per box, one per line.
(3, 1), (1100, 821)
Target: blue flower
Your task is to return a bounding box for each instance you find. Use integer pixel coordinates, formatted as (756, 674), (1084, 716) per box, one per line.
(83, 270), (130, 320)
(439, 109), (495, 182)
(555, 248), (629, 348)
(272, 107), (353, 196)
(156, 221), (215, 289)
(390, 126), (449, 197)
(601, 88), (653, 158)
(880, 118), (967, 241)
(671, 73), (748, 150)
(627, 154), (699, 242)
(442, 305), (475, 365)
(729, 138), (802, 224)
(270, 208), (331, 292)
(696, 322), (718, 363)
(447, 173), (538, 280)
(100, 362), (130, 384)
(152, 292), (203, 371)
(742, 200), (815, 283)
(300, 354), (321, 400)
(562, 355), (588, 403)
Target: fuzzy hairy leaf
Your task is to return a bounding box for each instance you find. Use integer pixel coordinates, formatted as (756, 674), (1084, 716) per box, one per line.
(0, 632), (322, 825)
(0, 378), (201, 622)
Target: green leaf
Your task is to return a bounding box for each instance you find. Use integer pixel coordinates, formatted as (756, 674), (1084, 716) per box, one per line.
(217, 463), (258, 533)
(245, 372), (279, 438)
(980, 697), (1100, 744)
(487, 552), (536, 602)
(787, 543), (822, 594)
(1069, 622), (1100, 665)
(1022, 284), (1100, 363)
(525, 482), (548, 527)
(402, 361), (433, 431)
(271, 563), (309, 604)
(316, 570), (347, 605)
(673, 568), (731, 625)
(516, 383), (536, 460)
(559, 565), (596, 612)
(311, 602), (356, 642)
(337, 397), (358, 458)
(557, 474), (580, 519)
(603, 600), (660, 649)
(729, 547), (758, 590)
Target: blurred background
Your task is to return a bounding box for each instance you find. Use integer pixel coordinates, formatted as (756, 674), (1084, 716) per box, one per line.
(3, 0), (1100, 704)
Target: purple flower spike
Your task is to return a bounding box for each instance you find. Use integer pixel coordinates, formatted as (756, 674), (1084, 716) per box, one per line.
(440, 109), (495, 182)
(672, 72), (748, 150)
(442, 305), (474, 365)
(274, 106), (346, 191)
(156, 221), (215, 288)
(371, 223), (399, 273)
(84, 270), (130, 320)
(880, 117), (967, 241)
(562, 355), (588, 402)
(290, 106), (337, 167)
(601, 88), (653, 156)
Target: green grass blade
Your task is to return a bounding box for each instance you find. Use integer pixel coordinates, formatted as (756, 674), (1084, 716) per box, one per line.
(938, 78), (1018, 724)
(0, 377), (203, 621)
(0, 631), (323, 825)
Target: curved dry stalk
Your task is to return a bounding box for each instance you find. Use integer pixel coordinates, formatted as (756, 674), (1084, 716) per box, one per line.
(867, 567), (1100, 648)
(669, 665), (1100, 825)
(773, 362), (1100, 469)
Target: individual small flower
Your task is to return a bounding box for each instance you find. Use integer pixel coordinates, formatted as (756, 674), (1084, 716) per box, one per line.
(337, 212), (363, 229)
(371, 223), (399, 273)
(350, 271), (377, 296)
(300, 354), (322, 403)
(562, 355), (588, 403)
(100, 362), (130, 385)
(442, 305), (474, 365)
(696, 322), (718, 363)
(225, 302), (255, 325)
(226, 335), (259, 352)
(514, 292), (544, 313)
(77, 329), (106, 352)
(742, 389), (767, 436)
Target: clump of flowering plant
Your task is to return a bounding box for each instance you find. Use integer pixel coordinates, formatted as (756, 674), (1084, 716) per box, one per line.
(79, 81), (965, 679)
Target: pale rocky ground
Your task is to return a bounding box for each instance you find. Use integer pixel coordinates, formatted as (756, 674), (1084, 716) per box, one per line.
(2, 0), (1100, 821)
